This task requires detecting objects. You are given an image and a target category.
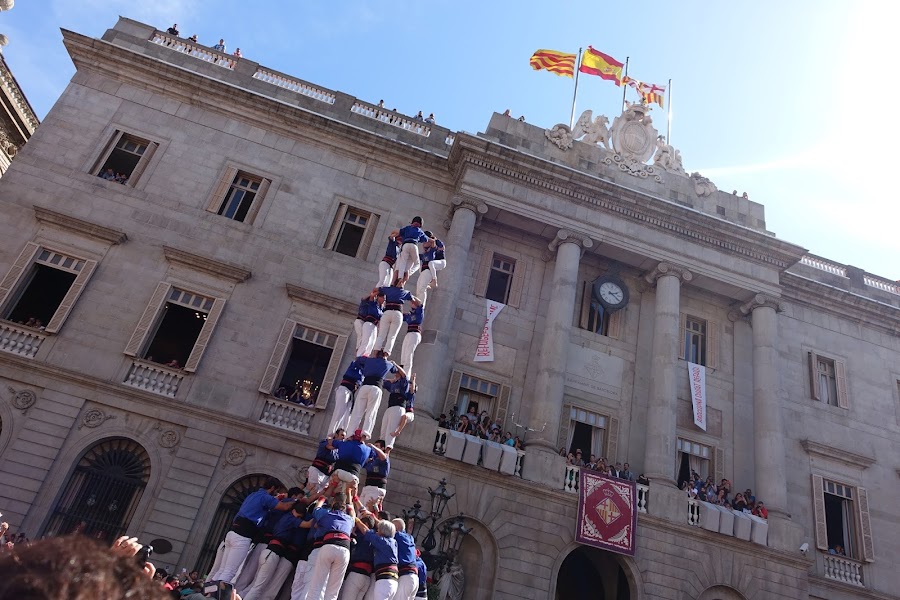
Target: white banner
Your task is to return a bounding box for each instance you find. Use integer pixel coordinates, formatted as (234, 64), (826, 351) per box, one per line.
(687, 362), (707, 431)
(473, 299), (505, 362)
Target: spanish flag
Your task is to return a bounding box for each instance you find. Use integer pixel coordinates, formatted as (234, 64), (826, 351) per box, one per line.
(579, 46), (624, 84)
(529, 49), (577, 78)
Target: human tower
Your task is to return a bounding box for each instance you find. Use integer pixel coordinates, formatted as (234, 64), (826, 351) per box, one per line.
(206, 217), (446, 600)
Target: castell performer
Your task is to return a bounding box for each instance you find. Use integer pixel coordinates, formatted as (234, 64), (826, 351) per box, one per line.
(393, 518), (419, 600)
(348, 351), (404, 440)
(358, 439), (390, 510)
(352, 505), (399, 600)
(393, 216), (429, 287)
(399, 301), (424, 372)
(380, 374), (416, 451)
(416, 234), (446, 305)
(233, 486), (302, 594)
(240, 498), (311, 600)
(208, 478), (296, 583)
(376, 230), (401, 287)
(306, 430), (344, 496)
(355, 290), (383, 357)
(414, 550), (428, 599)
(373, 284), (420, 357)
(327, 357), (365, 435)
(340, 513), (377, 600)
(330, 429), (386, 498)
(303, 493), (355, 600)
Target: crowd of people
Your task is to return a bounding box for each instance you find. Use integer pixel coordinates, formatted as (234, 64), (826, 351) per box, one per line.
(98, 166), (129, 185)
(0, 519), (28, 550)
(681, 473), (768, 519)
(436, 408), (522, 449)
(562, 450), (643, 483)
(165, 23), (243, 58)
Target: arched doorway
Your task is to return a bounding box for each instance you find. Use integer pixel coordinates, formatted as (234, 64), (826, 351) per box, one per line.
(42, 437), (151, 544)
(555, 546), (631, 600)
(194, 473), (273, 575)
(697, 585), (748, 600)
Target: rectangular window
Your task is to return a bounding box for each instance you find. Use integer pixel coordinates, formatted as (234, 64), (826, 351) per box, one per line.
(676, 437), (711, 488)
(142, 289), (215, 370)
(683, 316), (707, 365)
(579, 281), (609, 336)
(0, 244), (98, 334)
(813, 474), (874, 562)
(485, 255), (515, 304)
(441, 371), (511, 436)
(217, 173), (262, 222)
(276, 325), (336, 406)
(332, 209), (370, 257)
(823, 479), (856, 558)
(808, 351), (849, 409)
(95, 132), (156, 185)
(567, 407), (607, 459)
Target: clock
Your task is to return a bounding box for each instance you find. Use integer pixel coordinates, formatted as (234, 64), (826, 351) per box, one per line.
(592, 276), (629, 312)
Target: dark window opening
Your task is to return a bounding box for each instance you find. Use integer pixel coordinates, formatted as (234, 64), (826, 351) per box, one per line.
(143, 303), (206, 369)
(677, 452), (692, 490)
(569, 422), (593, 457)
(97, 135), (148, 183)
(586, 301), (610, 336)
(332, 210), (369, 258)
(684, 317), (707, 365)
(277, 338), (333, 405)
(485, 256), (515, 304)
(5, 264), (76, 326)
(825, 492), (854, 557)
(218, 174), (260, 222)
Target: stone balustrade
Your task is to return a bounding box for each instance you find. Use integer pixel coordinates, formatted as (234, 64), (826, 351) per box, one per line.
(124, 359), (184, 397)
(445, 133), (456, 146)
(637, 483), (649, 514)
(800, 255), (847, 277)
(258, 396), (315, 436)
(688, 498), (701, 526)
(0, 321), (45, 359)
(350, 102), (432, 137)
(433, 427), (523, 476)
(149, 32), (236, 69)
(563, 464), (580, 494)
(823, 553), (864, 586)
(864, 274), (900, 295)
(252, 68), (336, 104)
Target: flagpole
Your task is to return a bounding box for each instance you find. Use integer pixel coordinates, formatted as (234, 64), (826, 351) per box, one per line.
(620, 56), (629, 111)
(569, 47), (583, 129)
(666, 78), (673, 143)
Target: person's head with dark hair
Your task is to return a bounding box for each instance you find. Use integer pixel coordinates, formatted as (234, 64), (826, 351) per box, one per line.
(377, 510), (391, 521)
(287, 486), (303, 498)
(331, 492), (348, 511)
(262, 477), (282, 493)
(0, 535), (169, 600)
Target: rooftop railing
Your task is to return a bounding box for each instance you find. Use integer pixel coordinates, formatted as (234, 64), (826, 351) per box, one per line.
(252, 68), (336, 105)
(150, 32), (236, 69)
(350, 101), (431, 137)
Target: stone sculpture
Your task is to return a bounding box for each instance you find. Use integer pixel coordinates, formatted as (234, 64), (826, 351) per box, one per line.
(544, 109), (611, 151)
(690, 172), (718, 197)
(652, 135), (685, 174)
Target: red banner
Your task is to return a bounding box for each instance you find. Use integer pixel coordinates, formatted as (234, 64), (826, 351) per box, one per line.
(576, 471), (637, 556)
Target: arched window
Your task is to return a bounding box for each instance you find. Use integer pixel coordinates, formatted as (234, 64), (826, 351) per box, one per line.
(194, 473), (272, 575)
(43, 438), (150, 544)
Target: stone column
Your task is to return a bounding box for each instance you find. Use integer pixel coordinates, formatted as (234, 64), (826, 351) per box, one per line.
(413, 196), (487, 419)
(740, 294), (788, 516)
(521, 230), (592, 484)
(643, 263), (692, 487)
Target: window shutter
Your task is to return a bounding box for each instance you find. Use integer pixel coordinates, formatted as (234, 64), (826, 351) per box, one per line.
(607, 416), (620, 461)
(0, 242), (40, 312)
(207, 166), (239, 214)
(496, 384), (511, 429)
(812, 474), (828, 551)
(557, 403), (571, 452)
(835, 359), (849, 409)
(258, 319), (297, 394)
(184, 297), (225, 372)
(324, 204), (348, 250)
(857, 486), (875, 562)
(245, 177), (270, 224)
(358, 213), (379, 260)
(92, 130), (122, 174)
(807, 351), (820, 400)
(473, 250), (492, 298)
(578, 282), (590, 329)
(677, 312), (687, 360)
(316, 334), (348, 409)
(507, 260), (526, 308)
(607, 309), (623, 340)
(45, 259), (97, 334)
(443, 370), (463, 415)
(714, 447), (724, 482)
(127, 141), (157, 186)
(124, 282), (171, 357)
(706, 320), (719, 369)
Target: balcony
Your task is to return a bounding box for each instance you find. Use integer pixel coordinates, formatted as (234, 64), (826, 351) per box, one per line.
(687, 498), (768, 546)
(562, 465), (649, 514)
(821, 553), (864, 587)
(0, 320), (45, 358)
(150, 31), (237, 69)
(123, 359), (184, 397)
(259, 396), (315, 436)
(433, 427), (524, 476)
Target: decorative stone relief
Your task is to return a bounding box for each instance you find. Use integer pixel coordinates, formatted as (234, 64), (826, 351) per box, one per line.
(652, 136), (685, 174)
(7, 386), (36, 414)
(158, 429), (180, 449)
(610, 102), (658, 163)
(545, 110), (611, 151)
(603, 154), (661, 182)
(78, 407), (116, 429)
(690, 172), (718, 197)
(222, 445), (253, 468)
(644, 262), (693, 286)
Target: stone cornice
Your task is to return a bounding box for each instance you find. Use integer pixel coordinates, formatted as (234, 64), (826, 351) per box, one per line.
(782, 272), (900, 336)
(800, 439), (876, 469)
(450, 137), (808, 272)
(33, 206), (128, 245)
(644, 262), (693, 286)
(739, 293), (785, 315)
(163, 246), (251, 283)
(286, 283), (357, 316)
(0, 53), (40, 134)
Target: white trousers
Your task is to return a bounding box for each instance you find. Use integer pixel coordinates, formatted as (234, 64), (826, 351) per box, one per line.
(394, 243), (420, 281)
(213, 530), (253, 583)
(353, 318), (362, 347)
(396, 573), (419, 600)
(328, 386), (354, 434)
(399, 331), (420, 372)
(415, 259), (446, 305)
(339, 572), (371, 600)
(356, 322), (377, 357)
(377, 261), (394, 288)
(307, 465), (329, 493)
(349, 384), (382, 439)
(297, 549), (319, 600)
(243, 549), (293, 600)
(358, 485), (386, 510)
(290, 559), (310, 600)
(305, 544), (350, 600)
(234, 542), (266, 593)
(208, 540), (226, 579)
(366, 577), (398, 600)
(374, 310), (403, 355)
(380, 405), (406, 449)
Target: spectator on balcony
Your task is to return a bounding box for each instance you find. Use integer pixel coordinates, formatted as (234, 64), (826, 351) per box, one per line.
(752, 501), (768, 520)
(733, 493), (748, 512)
(637, 474), (650, 486)
(414, 111), (424, 121)
(437, 413), (450, 428)
(612, 462), (623, 478)
(100, 167), (116, 181)
(558, 447), (566, 457)
(620, 462), (635, 481)
(513, 436), (522, 449)
(167, 24), (180, 36)
(828, 544), (845, 556)
(565, 452), (576, 466)
(188, 34), (198, 43)
(213, 39), (226, 53)
(720, 478), (732, 496)
(424, 113), (435, 125)
(504, 432), (515, 446)
(233, 48), (243, 58)
(744, 488), (756, 504)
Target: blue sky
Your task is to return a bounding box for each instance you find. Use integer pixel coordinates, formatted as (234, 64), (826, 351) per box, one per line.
(2, 1), (897, 279)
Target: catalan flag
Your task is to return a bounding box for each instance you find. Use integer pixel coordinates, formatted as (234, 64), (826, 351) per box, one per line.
(529, 49), (577, 78)
(623, 76), (666, 108)
(578, 46), (624, 84)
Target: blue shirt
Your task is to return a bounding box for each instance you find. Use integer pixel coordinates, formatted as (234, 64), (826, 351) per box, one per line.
(350, 531), (375, 564)
(342, 358), (365, 385)
(383, 237), (400, 260)
(272, 511), (302, 541)
(334, 440), (374, 467)
(364, 299), (384, 321)
(312, 507), (354, 537)
(416, 558), (427, 595)
(379, 286), (413, 305)
(419, 247), (436, 263)
(236, 489), (279, 525)
(398, 225), (428, 244)
(364, 455), (390, 487)
(356, 298), (368, 319)
(365, 530), (398, 567)
(404, 306), (424, 326)
(362, 357), (397, 382)
(383, 376), (409, 395)
(395, 530), (417, 566)
(314, 438), (338, 463)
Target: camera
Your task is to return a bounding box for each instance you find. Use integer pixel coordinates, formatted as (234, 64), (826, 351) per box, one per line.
(203, 580), (235, 599)
(135, 544), (153, 566)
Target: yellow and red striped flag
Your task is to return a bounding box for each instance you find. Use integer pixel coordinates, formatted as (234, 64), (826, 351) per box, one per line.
(578, 46), (624, 84)
(529, 49), (577, 78)
(623, 76), (666, 108)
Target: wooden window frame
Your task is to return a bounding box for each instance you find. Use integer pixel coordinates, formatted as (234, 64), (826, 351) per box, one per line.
(323, 202), (380, 260)
(807, 351), (849, 409)
(443, 369), (511, 430)
(91, 130), (159, 188)
(675, 436), (724, 482)
(474, 249), (526, 308)
(678, 313), (718, 369)
(205, 165), (272, 225)
(558, 403), (618, 460)
(577, 280), (623, 339)
(811, 474), (874, 562)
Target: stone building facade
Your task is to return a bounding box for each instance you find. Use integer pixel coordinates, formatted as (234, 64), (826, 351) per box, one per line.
(0, 17), (897, 600)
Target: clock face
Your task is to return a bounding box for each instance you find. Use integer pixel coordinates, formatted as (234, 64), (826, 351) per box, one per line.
(599, 282), (624, 305)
